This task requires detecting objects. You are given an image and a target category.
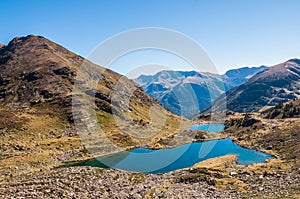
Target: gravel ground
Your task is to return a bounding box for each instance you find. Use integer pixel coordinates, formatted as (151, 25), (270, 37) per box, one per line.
(1, 166), (299, 199)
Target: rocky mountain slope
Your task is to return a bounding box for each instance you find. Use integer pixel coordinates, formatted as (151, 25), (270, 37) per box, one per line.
(205, 59), (300, 113)
(0, 35), (183, 131)
(135, 66), (266, 117)
(0, 35), (189, 178)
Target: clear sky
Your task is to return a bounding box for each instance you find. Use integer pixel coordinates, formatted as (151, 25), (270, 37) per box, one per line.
(1, 0), (300, 75)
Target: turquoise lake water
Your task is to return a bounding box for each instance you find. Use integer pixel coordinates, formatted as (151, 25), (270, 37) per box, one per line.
(73, 124), (273, 174)
(190, 123), (225, 132)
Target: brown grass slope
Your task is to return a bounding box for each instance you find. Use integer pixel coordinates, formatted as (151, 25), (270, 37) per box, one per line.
(0, 35), (189, 179)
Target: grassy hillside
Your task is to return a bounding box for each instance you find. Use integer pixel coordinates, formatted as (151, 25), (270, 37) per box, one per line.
(0, 35), (192, 179)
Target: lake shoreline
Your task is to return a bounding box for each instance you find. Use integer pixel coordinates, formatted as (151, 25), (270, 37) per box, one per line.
(65, 123), (274, 174)
(1, 114), (299, 198)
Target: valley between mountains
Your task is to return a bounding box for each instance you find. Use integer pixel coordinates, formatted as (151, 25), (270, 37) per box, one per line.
(0, 35), (299, 198)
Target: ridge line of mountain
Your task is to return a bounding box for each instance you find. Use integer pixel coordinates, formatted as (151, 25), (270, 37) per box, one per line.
(199, 58), (300, 115)
(135, 65), (268, 117)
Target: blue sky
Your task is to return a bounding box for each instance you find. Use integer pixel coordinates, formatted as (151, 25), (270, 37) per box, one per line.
(1, 0), (300, 75)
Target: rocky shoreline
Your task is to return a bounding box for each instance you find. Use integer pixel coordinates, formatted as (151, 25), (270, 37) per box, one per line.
(1, 164), (299, 199)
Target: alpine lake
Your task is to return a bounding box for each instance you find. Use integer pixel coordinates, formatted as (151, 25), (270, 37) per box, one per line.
(71, 124), (273, 174)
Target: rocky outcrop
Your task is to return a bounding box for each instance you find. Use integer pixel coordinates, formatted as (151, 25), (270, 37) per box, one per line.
(262, 98), (300, 119)
(225, 114), (260, 128)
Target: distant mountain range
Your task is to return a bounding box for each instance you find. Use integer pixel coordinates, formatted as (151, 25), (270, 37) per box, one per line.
(135, 66), (266, 117)
(208, 59), (300, 113)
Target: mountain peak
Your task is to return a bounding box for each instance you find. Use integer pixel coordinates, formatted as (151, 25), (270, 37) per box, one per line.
(0, 35), (181, 131)
(224, 65), (267, 78)
(0, 35), (82, 114)
(287, 58), (300, 65)
(5, 35), (59, 53)
(8, 34), (47, 45)
(209, 59), (300, 113)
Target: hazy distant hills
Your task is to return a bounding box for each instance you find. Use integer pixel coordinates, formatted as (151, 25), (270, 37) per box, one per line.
(222, 66), (268, 90)
(135, 66), (266, 117)
(207, 59), (300, 113)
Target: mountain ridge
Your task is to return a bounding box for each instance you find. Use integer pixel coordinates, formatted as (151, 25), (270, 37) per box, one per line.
(135, 66), (267, 117)
(205, 59), (300, 113)
(0, 34), (187, 155)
